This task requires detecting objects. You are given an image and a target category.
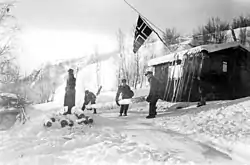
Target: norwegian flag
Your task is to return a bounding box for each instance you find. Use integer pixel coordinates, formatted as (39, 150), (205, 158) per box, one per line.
(133, 15), (153, 53)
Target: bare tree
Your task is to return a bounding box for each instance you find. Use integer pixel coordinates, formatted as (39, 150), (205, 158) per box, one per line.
(239, 27), (247, 45)
(230, 15), (250, 46)
(117, 29), (123, 83)
(0, 1), (19, 84)
(0, 59), (20, 83)
(130, 25), (140, 89)
(133, 52), (139, 89)
(192, 26), (210, 45)
(231, 15), (250, 29)
(163, 28), (180, 53)
(117, 29), (130, 84)
(94, 45), (101, 89)
(193, 17), (230, 45)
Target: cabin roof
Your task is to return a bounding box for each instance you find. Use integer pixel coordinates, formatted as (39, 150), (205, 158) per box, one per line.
(148, 42), (250, 66)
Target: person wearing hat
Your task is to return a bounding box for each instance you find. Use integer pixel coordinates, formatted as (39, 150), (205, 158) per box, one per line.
(115, 79), (134, 116)
(63, 69), (76, 115)
(81, 90), (97, 114)
(145, 71), (162, 119)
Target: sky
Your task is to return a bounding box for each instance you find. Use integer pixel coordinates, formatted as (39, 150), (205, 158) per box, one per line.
(8, 0), (250, 74)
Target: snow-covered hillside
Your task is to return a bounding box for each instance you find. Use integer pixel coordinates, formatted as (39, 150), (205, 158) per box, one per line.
(26, 36), (164, 106)
(1, 96), (250, 164)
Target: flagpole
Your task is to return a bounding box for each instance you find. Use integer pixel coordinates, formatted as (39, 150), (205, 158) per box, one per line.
(123, 0), (165, 34)
(123, 0), (172, 53)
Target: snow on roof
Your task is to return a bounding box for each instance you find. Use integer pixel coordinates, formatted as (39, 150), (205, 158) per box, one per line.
(148, 42), (250, 66)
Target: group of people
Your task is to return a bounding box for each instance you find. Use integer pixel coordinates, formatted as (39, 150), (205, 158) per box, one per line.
(63, 69), (97, 115)
(63, 68), (163, 119)
(114, 71), (162, 119)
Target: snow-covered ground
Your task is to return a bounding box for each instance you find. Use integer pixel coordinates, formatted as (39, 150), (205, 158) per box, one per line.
(155, 98), (250, 164)
(1, 96), (250, 165)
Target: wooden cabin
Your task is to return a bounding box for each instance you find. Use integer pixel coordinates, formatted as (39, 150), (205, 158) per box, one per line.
(147, 42), (250, 102)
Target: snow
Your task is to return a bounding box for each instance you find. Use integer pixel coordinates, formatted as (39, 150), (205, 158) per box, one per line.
(0, 93), (18, 99)
(1, 95), (250, 164)
(148, 42), (249, 66)
(154, 98), (250, 164)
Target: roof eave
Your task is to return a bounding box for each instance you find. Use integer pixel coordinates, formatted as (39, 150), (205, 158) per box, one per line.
(148, 42), (250, 66)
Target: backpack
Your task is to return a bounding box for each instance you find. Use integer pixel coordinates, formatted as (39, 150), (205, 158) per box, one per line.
(128, 89), (134, 98)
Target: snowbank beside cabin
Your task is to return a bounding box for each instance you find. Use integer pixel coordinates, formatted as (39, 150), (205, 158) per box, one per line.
(154, 98), (250, 164)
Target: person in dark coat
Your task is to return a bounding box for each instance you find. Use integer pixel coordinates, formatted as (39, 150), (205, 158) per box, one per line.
(197, 76), (206, 107)
(81, 90), (97, 114)
(145, 71), (161, 119)
(63, 69), (76, 115)
(115, 79), (133, 116)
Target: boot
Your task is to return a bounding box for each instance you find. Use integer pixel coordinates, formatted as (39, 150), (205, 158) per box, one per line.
(124, 109), (128, 116)
(154, 106), (157, 115)
(146, 115), (155, 119)
(197, 100), (206, 107)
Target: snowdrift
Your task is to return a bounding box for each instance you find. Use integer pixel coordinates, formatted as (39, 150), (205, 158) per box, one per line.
(155, 97), (250, 164)
(2, 95), (250, 164)
(1, 102), (192, 165)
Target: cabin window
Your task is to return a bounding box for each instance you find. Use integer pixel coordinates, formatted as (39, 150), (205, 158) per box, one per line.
(223, 61), (227, 72)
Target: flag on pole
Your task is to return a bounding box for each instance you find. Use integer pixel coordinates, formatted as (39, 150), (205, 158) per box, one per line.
(133, 15), (153, 53)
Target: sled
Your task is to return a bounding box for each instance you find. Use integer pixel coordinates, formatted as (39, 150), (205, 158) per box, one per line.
(118, 96), (146, 105)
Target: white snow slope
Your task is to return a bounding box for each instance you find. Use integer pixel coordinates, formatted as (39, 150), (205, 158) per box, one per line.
(1, 97), (250, 165)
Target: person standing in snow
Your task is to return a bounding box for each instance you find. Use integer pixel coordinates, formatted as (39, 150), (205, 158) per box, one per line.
(81, 90), (97, 114)
(63, 69), (76, 115)
(145, 71), (162, 119)
(197, 75), (208, 107)
(115, 79), (134, 116)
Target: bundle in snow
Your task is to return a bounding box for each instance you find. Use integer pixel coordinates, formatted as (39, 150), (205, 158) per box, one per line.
(76, 113), (85, 119)
(43, 116), (75, 128)
(77, 117), (88, 125)
(43, 106), (94, 128)
(76, 115), (94, 125)
(43, 118), (54, 128)
(51, 117), (56, 122)
(68, 120), (74, 127)
(71, 106), (94, 124)
(87, 117), (94, 124)
(60, 119), (68, 128)
(60, 117), (74, 128)
(71, 106), (84, 116)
